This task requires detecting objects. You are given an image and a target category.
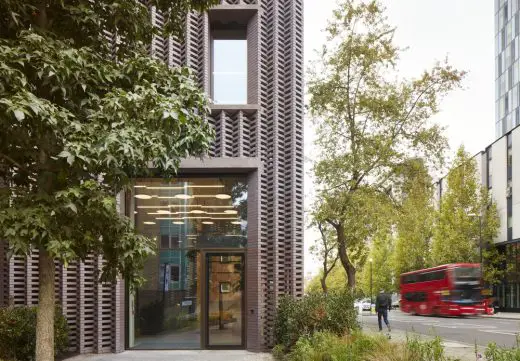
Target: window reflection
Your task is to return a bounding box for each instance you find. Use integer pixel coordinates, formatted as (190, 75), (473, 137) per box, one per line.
(212, 40), (247, 104)
(131, 177), (247, 349)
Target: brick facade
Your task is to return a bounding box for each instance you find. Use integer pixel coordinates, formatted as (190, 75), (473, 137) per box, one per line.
(1, 0), (304, 352)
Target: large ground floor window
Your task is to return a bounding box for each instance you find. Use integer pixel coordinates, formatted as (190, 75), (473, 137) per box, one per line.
(128, 177), (247, 349)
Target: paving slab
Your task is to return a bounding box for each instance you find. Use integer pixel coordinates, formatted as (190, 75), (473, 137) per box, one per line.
(64, 350), (273, 361)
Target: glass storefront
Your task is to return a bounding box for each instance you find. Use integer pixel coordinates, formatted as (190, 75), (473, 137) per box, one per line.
(129, 177), (247, 349)
(496, 242), (520, 310)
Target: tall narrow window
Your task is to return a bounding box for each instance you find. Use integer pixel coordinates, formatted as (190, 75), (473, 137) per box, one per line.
(212, 36), (247, 104)
(507, 196), (513, 241)
(487, 147), (493, 189)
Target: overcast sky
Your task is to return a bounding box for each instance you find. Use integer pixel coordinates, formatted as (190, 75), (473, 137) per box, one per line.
(303, 0), (495, 276)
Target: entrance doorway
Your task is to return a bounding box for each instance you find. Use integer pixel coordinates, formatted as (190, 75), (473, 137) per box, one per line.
(128, 177), (248, 349)
(206, 254), (245, 348)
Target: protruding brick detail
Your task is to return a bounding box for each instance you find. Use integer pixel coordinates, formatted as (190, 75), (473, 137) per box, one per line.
(1, 0), (303, 352)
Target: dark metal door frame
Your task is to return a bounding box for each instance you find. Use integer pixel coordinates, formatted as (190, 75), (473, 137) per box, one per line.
(203, 251), (246, 349)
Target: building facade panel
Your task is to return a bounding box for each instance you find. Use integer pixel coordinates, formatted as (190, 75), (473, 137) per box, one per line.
(495, 0), (520, 138)
(513, 128), (520, 239)
(491, 137), (508, 243)
(1, 0), (303, 353)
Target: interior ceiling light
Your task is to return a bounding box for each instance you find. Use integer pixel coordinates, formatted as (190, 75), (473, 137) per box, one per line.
(143, 221), (156, 225)
(155, 217), (183, 220)
(156, 210), (170, 214)
(200, 205), (234, 208)
(137, 206), (170, 209)
(146, 185), (224, 189)
(186, 234), (198, 237)
(211, 217), (241, 220)
(174, 194), (192, 200)
(202, 221), (214, 225)
(135, 194), (152, 199)
(191, 210), (206, 214)
(173, 221), (184, 225)
(134, 211), (138, 214)
(134, 185), (147, 188)
(231, 221), (242, 225)
(184, 216), (211, 219)
(224, 210), (238, 214)
(215, 194), (231, 199)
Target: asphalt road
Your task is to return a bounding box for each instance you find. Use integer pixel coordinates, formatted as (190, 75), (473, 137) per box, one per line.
(360, 311), (520, 348)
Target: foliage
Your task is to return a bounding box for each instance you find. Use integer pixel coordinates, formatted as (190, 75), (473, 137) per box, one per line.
(484, 340), (520, 361)
(430, 146), (501, 284)
(391, 158), (435, 277)
(0, 306), (68, 361)
(309, 220), (339, 293)
(274, 331), (459, 361)
(308, 0), (465, 289)
(358, 231), (395, 295)
(306, 267), (349, 294)
(274, 289), (358, 352)
(0, 1), (218, 360)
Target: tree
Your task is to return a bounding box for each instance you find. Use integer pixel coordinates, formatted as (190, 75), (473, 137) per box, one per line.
(358, 231), (395, 296)
(0, 1), (218, 360)
(306, 266), (348, 294)
(391, 158), (435, 277)
(308, 0), (465, 289)
(431, 146), (501, 283)
(309, 221), (339, 293)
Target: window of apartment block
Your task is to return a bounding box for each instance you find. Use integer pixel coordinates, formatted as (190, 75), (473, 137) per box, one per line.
(170, 265), (180, 282)
(211, 23), (247, 104)
(507, 196), (513, 230)
(508, 134), (513, 180)
(487, 147), (493, 188)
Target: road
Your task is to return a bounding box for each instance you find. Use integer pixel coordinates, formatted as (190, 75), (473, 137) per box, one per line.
(361, 311), (520, 348)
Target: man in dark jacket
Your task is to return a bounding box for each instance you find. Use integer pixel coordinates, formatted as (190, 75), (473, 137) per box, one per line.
(375, 289), (391, 332)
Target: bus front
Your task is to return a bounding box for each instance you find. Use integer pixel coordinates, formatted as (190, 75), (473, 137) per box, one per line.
(445, 264), (485, 316)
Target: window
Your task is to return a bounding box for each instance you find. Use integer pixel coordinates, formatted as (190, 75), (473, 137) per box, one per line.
(508, 196), (513, 228)
(487, 147), (493, 188)
(161, 235), (170, 249)
(171, 265), (180, 282)
(212, 39), (247, 104)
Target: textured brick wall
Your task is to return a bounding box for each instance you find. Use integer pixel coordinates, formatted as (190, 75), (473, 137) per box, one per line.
(1, 0), (304, 352)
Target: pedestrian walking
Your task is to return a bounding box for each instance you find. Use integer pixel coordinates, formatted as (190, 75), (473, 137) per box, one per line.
(376, 289), (391, 333)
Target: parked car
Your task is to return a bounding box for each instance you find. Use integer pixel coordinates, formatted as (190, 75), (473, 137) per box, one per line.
(391, 294), (400, 309)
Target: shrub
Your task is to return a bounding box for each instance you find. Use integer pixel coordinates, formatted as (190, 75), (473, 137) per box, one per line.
(0, 306), (68, 361)
(274, 289), (358, 351)
(277, 332), (459, 361)
(484, 341), (520, 361)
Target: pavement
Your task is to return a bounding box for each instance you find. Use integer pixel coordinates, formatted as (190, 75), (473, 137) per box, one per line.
(360, 310), (520, 361)
(65, 350), (273, 361)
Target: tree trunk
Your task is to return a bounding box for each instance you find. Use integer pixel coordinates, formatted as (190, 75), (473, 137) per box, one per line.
(35, 248), (55, 361)
(336, 223), (356, 289)
(320, 277), (328, 293)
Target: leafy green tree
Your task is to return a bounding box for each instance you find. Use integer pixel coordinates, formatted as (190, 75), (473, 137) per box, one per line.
(431, 146), (501, 284)
(0, 1), (218, 360)
(309, 221), (339, 293)
(306, 267), (349, 294)
(308, 0), (464, 289)
(358, 231), (395, 296)
(391, 158), (435, 277)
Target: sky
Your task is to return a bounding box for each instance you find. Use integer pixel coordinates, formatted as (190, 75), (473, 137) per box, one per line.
(303, 0), (496, 276)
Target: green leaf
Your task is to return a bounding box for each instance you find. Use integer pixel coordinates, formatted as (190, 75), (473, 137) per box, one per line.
(13, 109), (25, 121)
(65, 203), (78, 214)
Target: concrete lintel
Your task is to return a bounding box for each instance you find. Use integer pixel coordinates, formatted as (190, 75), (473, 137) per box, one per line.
(179, 157), (262, 174)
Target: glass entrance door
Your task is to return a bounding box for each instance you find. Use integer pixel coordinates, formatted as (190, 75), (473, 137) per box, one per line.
(206, 254), (244, 348)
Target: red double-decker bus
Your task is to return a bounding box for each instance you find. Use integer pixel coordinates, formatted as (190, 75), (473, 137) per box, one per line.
(399, 263), (485, 316)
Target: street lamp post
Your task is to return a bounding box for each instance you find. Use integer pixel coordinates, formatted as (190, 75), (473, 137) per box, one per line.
(369, 258), (373, 314)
